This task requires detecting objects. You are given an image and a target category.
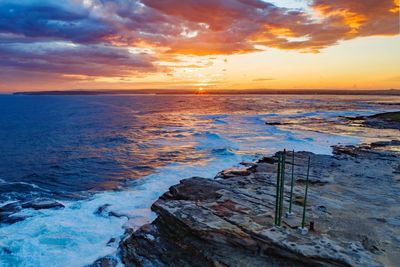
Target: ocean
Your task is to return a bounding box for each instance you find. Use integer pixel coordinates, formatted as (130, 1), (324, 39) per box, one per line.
(0, 94), (399, 266)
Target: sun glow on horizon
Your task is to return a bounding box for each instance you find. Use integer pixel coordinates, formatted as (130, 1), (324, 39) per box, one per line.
(195, 87), (207, 94)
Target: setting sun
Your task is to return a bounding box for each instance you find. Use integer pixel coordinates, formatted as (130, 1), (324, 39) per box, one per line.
(196, 87), (207, 94)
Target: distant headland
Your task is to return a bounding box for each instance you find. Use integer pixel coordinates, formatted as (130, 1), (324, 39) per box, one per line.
(12, 89), (400, 96)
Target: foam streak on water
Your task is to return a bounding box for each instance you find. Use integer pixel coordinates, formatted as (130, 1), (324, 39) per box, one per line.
(0, 95), (399, 266)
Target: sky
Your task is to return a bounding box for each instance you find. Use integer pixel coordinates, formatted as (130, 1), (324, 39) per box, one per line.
(0, 0), (399, 92)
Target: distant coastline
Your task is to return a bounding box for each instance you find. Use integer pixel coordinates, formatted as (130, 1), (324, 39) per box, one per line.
(12, 89), (400, 96)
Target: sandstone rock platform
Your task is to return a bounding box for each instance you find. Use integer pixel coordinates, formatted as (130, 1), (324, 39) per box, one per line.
(120, 144), (400, 267)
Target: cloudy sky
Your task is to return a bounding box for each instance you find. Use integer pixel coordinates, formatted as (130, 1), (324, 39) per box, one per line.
(0, 0), (399, 92)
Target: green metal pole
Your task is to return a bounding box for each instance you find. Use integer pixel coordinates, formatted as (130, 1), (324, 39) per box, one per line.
(301, 156), (311, 229)
(288, 149), (295, 214)
(274, 153), (281, 225)
(278, 149), (286, 225)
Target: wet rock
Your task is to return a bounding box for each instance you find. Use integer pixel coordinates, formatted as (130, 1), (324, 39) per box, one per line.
(120, 145), (400, 266)
(107, 238), (116, 244)
(369, 111), (400, 121)
(106, 238), (118, 247)
(108, 211), (129, 218)
(345, 111), (400, 130)
(265, 121), (283, 125)
(332, 145), (360, 157)
(0, 214), (27, 224)
(0, 198), (64, 224)
(21, 199), (64, 210)
(86, 256), (118, 267)
(0, 246), (12, 254)
(215, 168), (251, 179)
(342, 115), (366, 121)
(374, 217), (387, 223)
(239, 162), (256, 167)
(94, 204), (112, 217)
(257, 156), (275, 164)
(93, 204), (128, 218)
(370, 140), (400, 147)
(0, 203), (22, 215)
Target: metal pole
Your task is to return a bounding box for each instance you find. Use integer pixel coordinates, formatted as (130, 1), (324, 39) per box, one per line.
(288, 149), (295, 214)
(274, 153), (281, 225)
(278, 149), (286, 225)
(301, 156), (311, 229)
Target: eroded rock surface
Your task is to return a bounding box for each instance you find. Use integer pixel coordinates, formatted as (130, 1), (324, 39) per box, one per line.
(344, 111), (400, 130)
(120, 145), (400, 267)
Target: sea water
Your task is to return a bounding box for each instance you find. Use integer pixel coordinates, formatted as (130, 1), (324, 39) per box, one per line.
(0, 94), (399, 266)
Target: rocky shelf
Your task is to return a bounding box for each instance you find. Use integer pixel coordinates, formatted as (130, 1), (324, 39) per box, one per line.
(343, 111), (400, 130)
(118, 143), (400, 267)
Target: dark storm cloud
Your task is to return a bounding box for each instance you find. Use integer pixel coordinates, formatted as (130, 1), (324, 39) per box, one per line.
(0, 42), (162, 78)
(0, 1), (114, 43)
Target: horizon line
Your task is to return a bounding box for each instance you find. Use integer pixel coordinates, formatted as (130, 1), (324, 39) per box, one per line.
(10, 88), (400, 96)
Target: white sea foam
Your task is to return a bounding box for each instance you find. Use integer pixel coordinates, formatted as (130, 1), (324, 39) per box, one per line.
(0, 157), (242, 266)
(0, 112), (359, 267)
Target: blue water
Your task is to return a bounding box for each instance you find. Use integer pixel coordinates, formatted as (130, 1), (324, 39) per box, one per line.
(0, 94), (399, 266)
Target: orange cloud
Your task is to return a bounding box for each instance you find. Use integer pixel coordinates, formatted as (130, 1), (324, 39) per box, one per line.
(131, 0), (399, 55)
(312, 0), (399, 37)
